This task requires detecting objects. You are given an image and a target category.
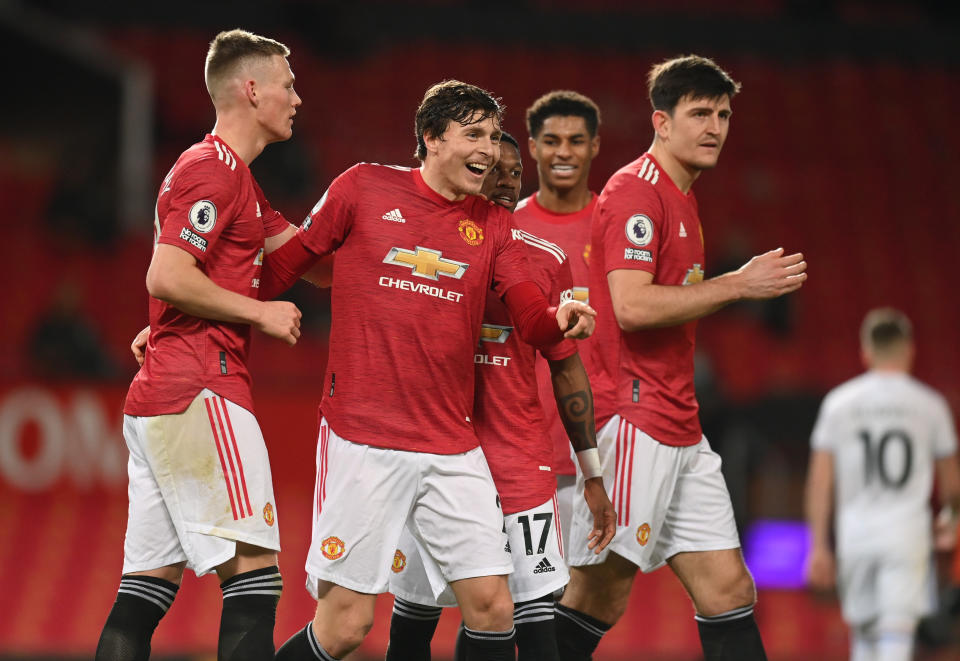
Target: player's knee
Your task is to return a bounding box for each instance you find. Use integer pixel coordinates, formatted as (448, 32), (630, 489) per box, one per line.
(696, 571), (757, 617)
(461, 584), (515, 631)
(314, 608), (373, 656)
(564, 561), (634, 625)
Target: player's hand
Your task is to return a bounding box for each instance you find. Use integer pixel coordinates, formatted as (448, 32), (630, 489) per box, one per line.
(255, 301), (303, 346)
(584, 477), (616, 553)
(557, 301), (597, 339)
(735, 247), (807, 300)
(805, 545), (836, 592)
(934, 506), (959, 552)
(131, 325), (150, 366)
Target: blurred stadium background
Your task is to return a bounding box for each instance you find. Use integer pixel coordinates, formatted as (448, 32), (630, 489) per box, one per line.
(1, 0), (959, 658)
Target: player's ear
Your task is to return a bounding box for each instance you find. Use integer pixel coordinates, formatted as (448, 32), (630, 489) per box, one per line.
(528, 136), (538, 159)
(243, 78), (259, 107)
(590, 133), (600, 158)
(652, 110), (670, 139)
(423, 129), (441, 156)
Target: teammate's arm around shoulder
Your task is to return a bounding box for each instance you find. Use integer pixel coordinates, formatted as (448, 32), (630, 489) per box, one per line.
(548, 352), (616, 551)
(147, 243), (302, 345)
(608, 247), (807, 331)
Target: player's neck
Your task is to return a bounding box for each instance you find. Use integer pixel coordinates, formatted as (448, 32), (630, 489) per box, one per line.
(649, 142), (700, 194)
(535, 182), (593, 214)
(211, 118), (265, 166)
(419, 164), (466, 202)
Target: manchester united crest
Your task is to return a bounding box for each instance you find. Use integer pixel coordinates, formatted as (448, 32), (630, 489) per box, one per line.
(391, 550), (407, 573)
(321, 536), (345, 560)
(263, 502), (275, 527)
(636, 523), (651, 546)
(458, 219), (484, 246)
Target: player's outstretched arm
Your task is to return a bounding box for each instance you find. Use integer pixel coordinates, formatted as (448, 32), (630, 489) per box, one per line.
(502, 281), (596, 348)
(608, 247), (807, 331)
(147, 243), (302, 346)
(803, 449), (837, 591)
(548, 352), (616, 552)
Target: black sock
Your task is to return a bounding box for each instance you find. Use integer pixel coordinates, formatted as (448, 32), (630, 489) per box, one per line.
(554, 603), (610, 661)
(462, 626), (516, 661)
(95, 575), (179, 661)
(276, 622), (338, 660)
(218, 566), (283, 661)
(514, 597), (559, 661)
(695, 605), (767, 661)
(386, 597), (442, 661)
(453, 623), (468, 661)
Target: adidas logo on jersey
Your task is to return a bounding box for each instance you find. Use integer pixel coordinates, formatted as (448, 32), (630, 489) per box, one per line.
(382, 208), (406, 223)
(533, 557), (556, 574)
(679, 222), (687, 237)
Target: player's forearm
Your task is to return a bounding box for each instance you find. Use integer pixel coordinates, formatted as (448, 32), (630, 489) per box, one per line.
(548, 352), (597, 454)
(147, 257), (265, 326)
(261, 233), (320, 298)
(935, 454), (960, 513)
(613, 273), (743, 331)
(804, 451), (835, 549)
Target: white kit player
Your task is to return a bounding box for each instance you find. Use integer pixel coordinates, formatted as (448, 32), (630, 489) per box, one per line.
(385, 132), (615, 661)
(805, 308), (960, 661)
(262, 81), (597, 661)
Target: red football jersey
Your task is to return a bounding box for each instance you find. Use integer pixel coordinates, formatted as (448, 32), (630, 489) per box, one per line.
(587, 153), (704, 446)
(473, 230), (577, 515)
(125, 135), (288, 416)
(515, 193), (597, 474)
(297, 164), (532, 454)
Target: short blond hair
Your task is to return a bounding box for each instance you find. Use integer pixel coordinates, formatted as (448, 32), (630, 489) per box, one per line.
(204, 29), (289, 100)
(860, 307), (913, 356)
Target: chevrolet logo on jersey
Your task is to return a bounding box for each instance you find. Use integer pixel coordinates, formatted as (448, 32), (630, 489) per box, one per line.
(683, 264), (705, 285)
(479, 323), (512, 343)
(384, 246), (468, 281)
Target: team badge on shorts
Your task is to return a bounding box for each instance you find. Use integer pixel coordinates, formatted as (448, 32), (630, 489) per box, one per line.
(636, 523), (651, 546)
(391, 550), (407, 573)
(625, 214), (653, 247)
(321, 536), (345, 560)
(458, 219), (484, 246)
(263, 502), (275, 527)
(188, 200), (217, 233)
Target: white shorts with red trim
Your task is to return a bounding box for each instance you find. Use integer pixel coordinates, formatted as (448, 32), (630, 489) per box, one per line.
(389, 493), (568, 607)
(555, 473), (577, 557)
(567, 415), (739, 571)
(121, 388), (279, 576)
(305, 419), (512, 597)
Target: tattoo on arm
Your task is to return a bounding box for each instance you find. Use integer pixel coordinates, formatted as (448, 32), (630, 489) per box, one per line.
(559, 389), (596, 453)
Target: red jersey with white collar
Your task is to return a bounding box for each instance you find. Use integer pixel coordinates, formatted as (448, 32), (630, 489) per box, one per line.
(125, 134), (288, 416)
(473, 230), (577, 514)
(297, 164), (533, 454)
(587, 153), (704, 446)
(515, 192), (596, 474)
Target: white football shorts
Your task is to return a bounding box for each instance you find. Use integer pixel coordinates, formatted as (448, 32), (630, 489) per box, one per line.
(838, 547), (936, 625)
(305, 419), (512, 597)
(555, 473), (577, 556)
(122, 388), (280, 576)
(567, 415), (739, 571)
(389, 493), (568, 607)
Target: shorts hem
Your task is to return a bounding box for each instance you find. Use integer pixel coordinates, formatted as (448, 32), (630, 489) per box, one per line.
(444, 563), (515, 584)
(306, 567), (387, 599)
(183, 524), (281, 554)
(121, 553), (189, 576)
(389, 587), (446, 609)
(510, 575), (570, 603)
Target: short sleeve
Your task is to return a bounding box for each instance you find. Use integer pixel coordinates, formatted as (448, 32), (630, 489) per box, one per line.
(297, 165), (360, 255)
(810, 392), (839, 452)
(252, 178), (288, 238)
(490, 210), (533, 298)
(157, 160), (237, 263)
(540, 257), (577, 361)
(597, 178), (664, 277)
(932, 394), (959, 458)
